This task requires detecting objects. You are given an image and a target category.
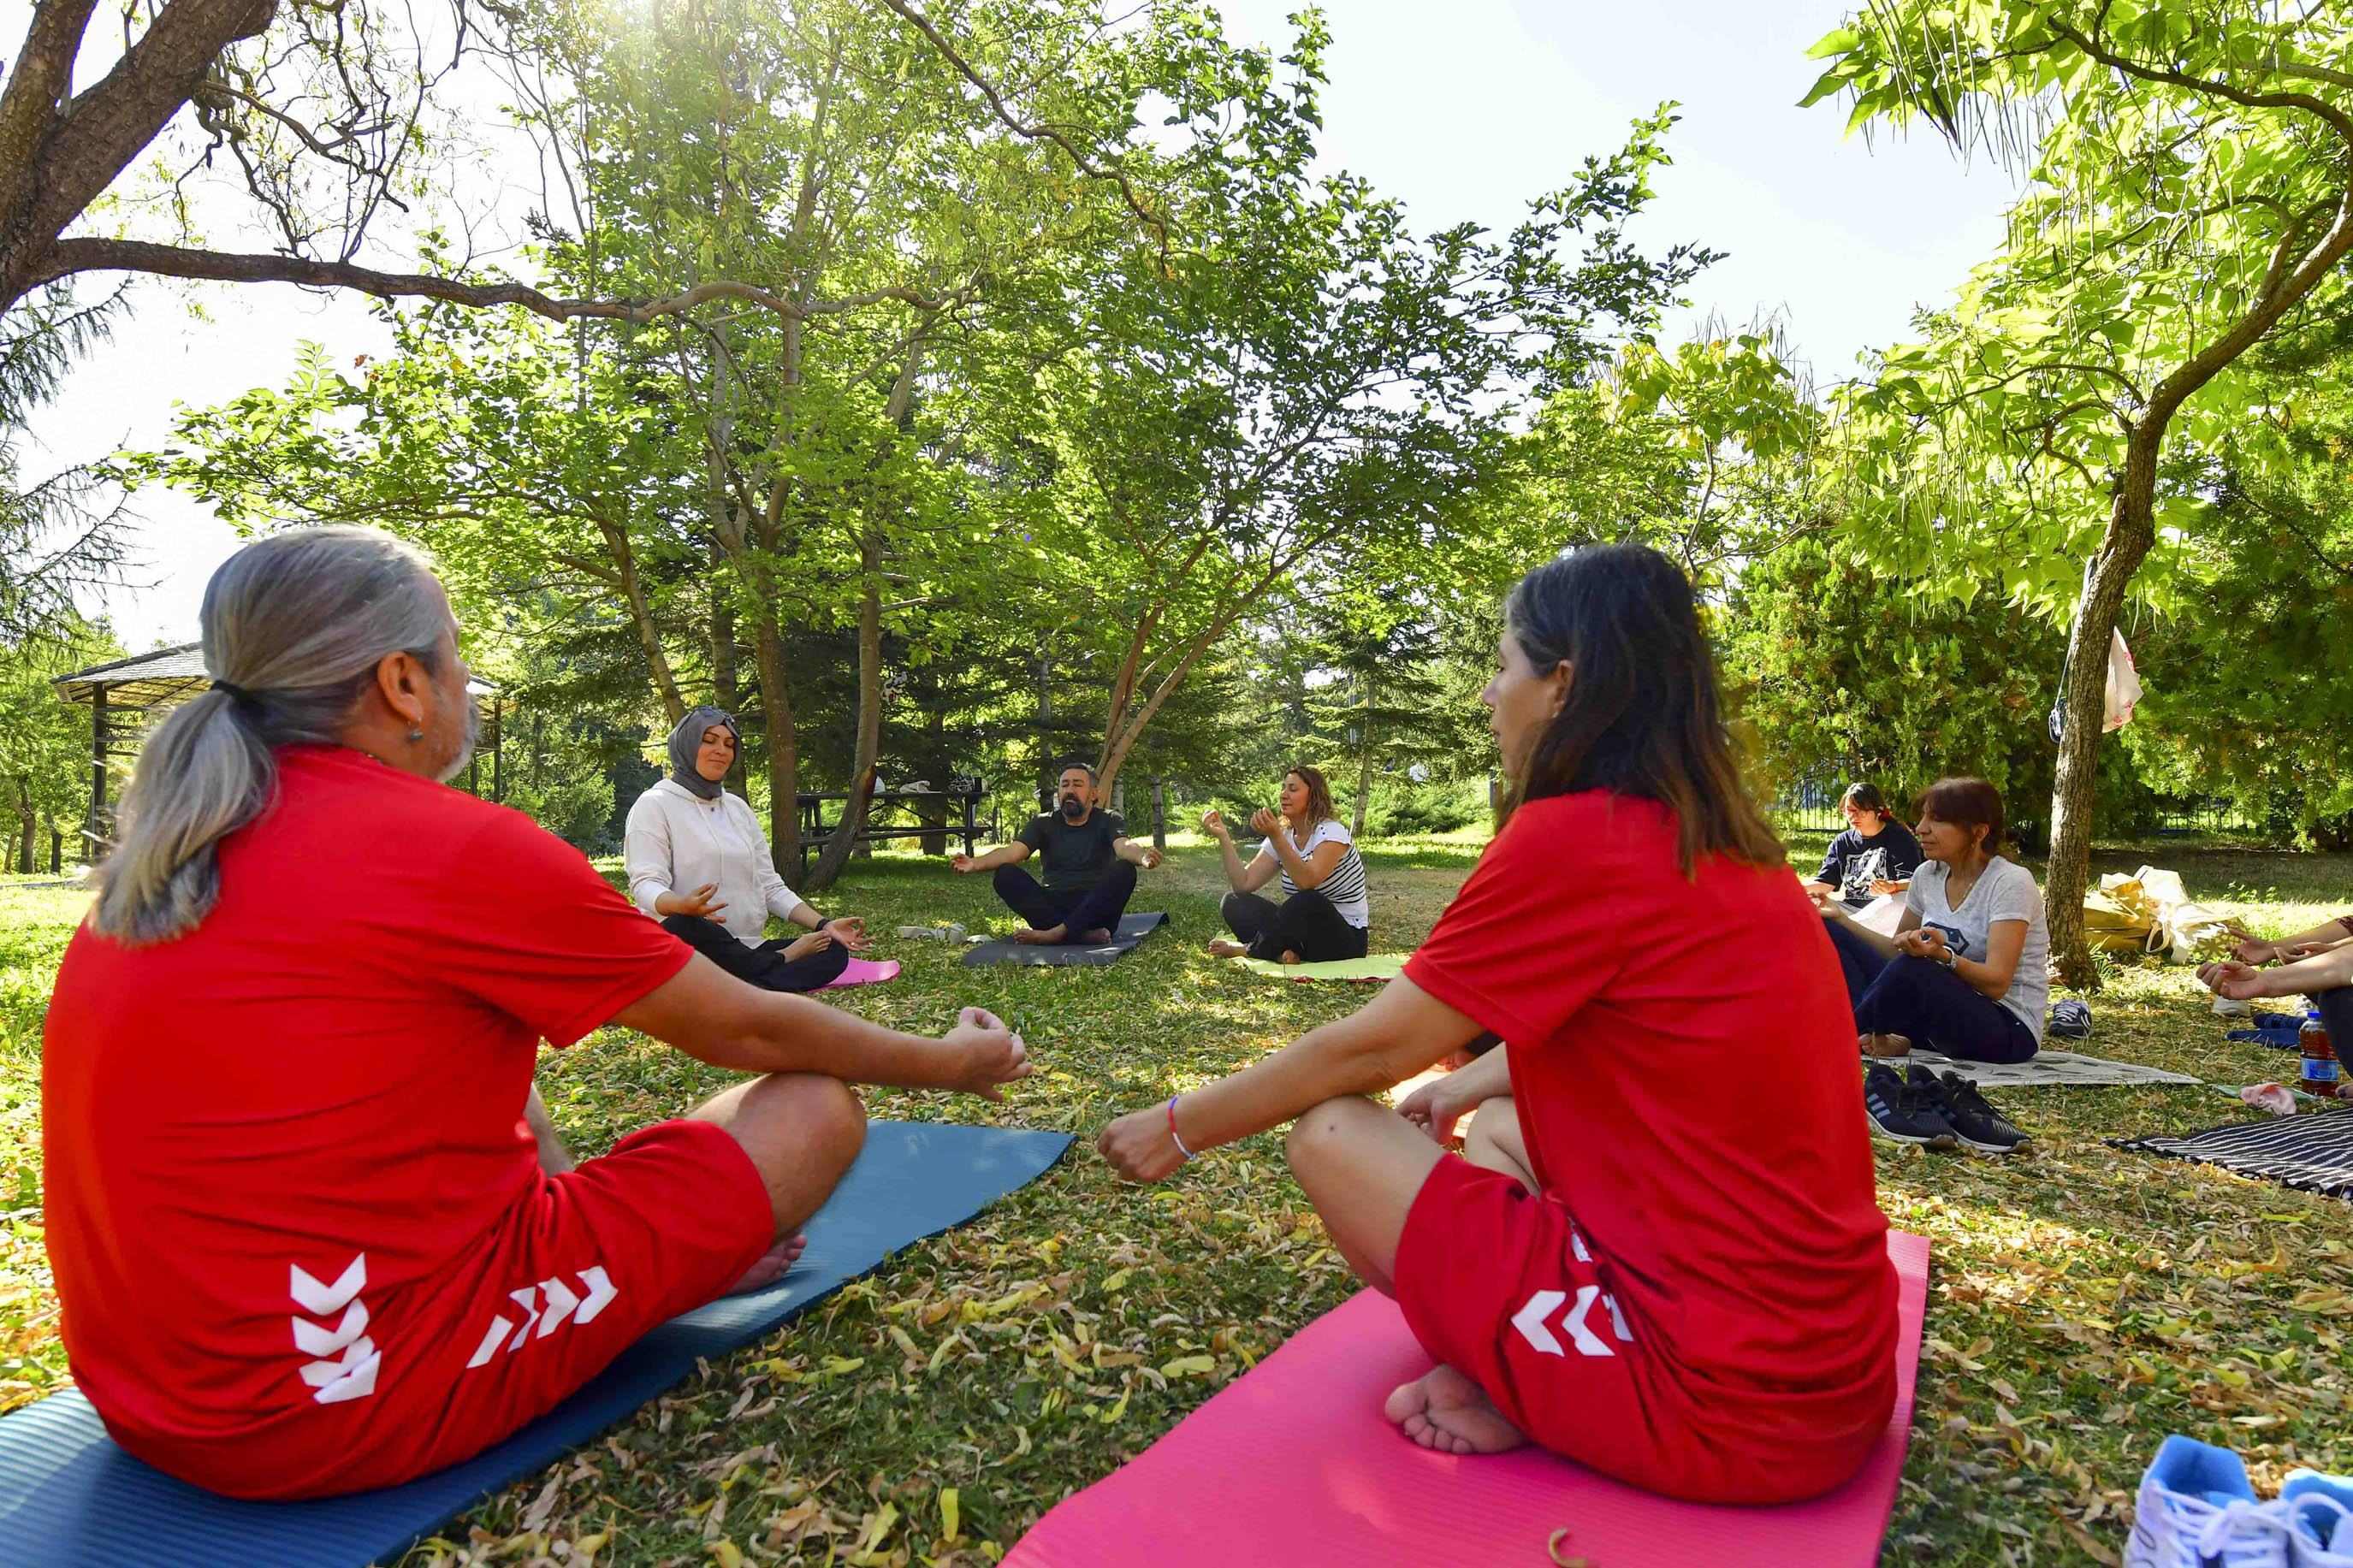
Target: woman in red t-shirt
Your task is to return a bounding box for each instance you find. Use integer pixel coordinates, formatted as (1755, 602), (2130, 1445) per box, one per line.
(1099, 543), (1898, 1505)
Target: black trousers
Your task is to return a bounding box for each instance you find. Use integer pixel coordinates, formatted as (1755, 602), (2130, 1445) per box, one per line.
(1825, 920), (2037, 1063)
(1220, 888), (1369, 964)
(993, 861), (1137, 941)
(661, 913), (851, 993)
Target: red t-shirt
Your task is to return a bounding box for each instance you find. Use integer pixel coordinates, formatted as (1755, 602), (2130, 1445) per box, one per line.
(43, 746), (690, 1447)
(1403, 791), (1895, 1423)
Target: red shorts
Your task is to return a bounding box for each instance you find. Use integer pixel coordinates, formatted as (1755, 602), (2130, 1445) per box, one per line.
(1394, 1153), (1881, 1505)
(121, 1119), (774, 1500)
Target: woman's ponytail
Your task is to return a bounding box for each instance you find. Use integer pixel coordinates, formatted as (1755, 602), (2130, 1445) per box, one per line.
(90, 527), (448, 946)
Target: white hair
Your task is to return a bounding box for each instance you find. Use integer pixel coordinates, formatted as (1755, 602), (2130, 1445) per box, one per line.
(90, 527), (449, 946)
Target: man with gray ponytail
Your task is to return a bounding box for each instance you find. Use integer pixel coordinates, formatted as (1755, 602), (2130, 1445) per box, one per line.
(43, 527), (1031, 1501)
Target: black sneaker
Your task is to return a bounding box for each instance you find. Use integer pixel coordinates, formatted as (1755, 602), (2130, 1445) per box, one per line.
(1924, 1069), (2030, 1156)
(1863, 1063), (1958, 1149)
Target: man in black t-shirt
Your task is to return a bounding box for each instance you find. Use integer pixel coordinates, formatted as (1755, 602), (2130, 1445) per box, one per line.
(954, 762), (1164, 943)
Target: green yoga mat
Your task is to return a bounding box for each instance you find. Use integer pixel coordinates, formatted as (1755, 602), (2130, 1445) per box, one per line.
(1235, 954), (1408, 983)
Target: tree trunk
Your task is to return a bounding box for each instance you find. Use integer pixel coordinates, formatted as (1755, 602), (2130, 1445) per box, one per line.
(1149, 774), (1166, 853)
(1354, 673), (1375, 839)
(1034, 642), (1055, 806)
(599, 518), (685, 725)
(2043, 435), (2160, 990)
(803, 536), (885, 891)
(750, 597), (800, 877)
(920, 704), (948, 855)
(12, 777), (33, 873)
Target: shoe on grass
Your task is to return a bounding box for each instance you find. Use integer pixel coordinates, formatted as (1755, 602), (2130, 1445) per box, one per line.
(2127, 1435), (2292, 1568)
(1925, 1069), (2030, 1156)
(2283, 1469), (2353, 1566)
(1862, 1063), (1956, 1150)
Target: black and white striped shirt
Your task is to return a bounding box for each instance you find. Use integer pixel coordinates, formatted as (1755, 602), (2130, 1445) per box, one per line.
(1264, 819), (1371, 929)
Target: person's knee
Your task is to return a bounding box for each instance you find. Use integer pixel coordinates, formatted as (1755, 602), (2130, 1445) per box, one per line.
(1102, 858), (1138, 891)
(661, 914), (702, 938)
(1461, 1097), (1512, 1161)
(1219, 890), (1253, 927)
(713, 1074), (866, 1218)
(992, 863), (1029, 898)
(1285, 1094), (1375, 1179)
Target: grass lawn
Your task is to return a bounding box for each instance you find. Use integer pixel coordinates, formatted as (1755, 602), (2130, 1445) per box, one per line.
(3, 833), (2352, 1566)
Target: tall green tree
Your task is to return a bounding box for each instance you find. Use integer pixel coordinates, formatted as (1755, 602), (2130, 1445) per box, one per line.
(982, 41), (1713, 796)
(1808, 0), (2353, 982)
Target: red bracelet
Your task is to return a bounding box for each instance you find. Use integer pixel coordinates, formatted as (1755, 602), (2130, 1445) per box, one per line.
(1166, 1096), (1193, 1161)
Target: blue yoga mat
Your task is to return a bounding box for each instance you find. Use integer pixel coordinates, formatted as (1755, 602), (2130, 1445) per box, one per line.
(0, 1120), (1070, 1568)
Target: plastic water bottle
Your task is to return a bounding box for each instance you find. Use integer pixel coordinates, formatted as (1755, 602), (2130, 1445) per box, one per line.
(2301, 1011), (2339, 1098)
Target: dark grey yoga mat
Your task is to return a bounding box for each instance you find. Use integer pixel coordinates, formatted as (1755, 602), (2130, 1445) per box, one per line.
(963, 910), (1170, 967)
(2113, 1108), (2353, 1198)
(0, 1121), (1071, 1568)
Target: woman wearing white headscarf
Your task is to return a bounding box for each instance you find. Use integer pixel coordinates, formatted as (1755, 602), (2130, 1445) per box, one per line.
(625, 707), (869, 992)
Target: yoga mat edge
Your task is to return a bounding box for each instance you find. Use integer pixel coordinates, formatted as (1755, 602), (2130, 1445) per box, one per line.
(962, 910), (1169, 968)
(0, 1121), (1071, 1568)
(1005, 1229), (1929, 1568)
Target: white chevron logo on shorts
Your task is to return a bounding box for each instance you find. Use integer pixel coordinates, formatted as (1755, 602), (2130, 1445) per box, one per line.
(1510, 1290), (1568, 1356)
(1562, 1286), (1615, 1358)
(290, 1255), (365, 1316)
(465, 1266), (619, 1370)
(1511, 1286), (1637, 1359)
(505, 1285), (542, 1351)
(536, 1275), (582, 1338)
(289, 1254), (381, 1404)
(290, 1300), (369, 1358)
(575, 1266), (619, 1325)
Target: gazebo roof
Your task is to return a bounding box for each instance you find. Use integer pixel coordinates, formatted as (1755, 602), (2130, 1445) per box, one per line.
(56, 642), (499, 710)
(54, 643), (210, 709)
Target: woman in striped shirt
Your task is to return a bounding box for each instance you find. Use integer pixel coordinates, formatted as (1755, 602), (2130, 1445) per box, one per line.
(1206, 765), (1372, 965)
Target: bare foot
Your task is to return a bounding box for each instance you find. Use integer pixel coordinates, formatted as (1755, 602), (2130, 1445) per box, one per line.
(1860, 1033), (1912, 1058)
(1384, 1364), (1527, 1455)
(1207, 939), (1248, 959)
(1076, 927), (1112, 944)
(1014, 925), (1069, 945)
(725, 1232), (807, 1296)
(1278, 950), (1301, 965)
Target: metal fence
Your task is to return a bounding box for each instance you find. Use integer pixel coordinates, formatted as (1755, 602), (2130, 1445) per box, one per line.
(2148, 797), (2265, 839)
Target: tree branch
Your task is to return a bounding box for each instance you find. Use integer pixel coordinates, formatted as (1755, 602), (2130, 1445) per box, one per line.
(19, 0), (277, 250)
(0, 0), (104, 226)
(2047, 18), (2353, 154)
(29, 237), (975, 324)
(872, 0), (1168, 253)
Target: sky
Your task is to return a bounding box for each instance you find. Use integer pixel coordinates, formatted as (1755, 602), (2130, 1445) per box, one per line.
(23, 0), (2024, 651)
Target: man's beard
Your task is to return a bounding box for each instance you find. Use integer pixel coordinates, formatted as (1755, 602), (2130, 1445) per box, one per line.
(436, 697), (483, 785)
(1059, 794), (1086, 820)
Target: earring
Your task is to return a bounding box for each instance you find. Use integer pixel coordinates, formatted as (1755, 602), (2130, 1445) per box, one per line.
(406, 727), (425, 743)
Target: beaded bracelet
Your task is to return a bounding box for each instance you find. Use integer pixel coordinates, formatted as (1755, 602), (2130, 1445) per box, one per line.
(1166, 1096), (1193, 1161)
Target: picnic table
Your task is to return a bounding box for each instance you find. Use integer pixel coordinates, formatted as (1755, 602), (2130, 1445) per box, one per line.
(796, 777), (985, 878)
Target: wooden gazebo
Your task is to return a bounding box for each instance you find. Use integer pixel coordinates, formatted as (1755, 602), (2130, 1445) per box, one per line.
(56, 642), (506, 858)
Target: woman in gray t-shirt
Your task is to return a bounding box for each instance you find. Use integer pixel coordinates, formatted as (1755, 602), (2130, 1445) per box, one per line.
(1812, 778), (2046, 1062)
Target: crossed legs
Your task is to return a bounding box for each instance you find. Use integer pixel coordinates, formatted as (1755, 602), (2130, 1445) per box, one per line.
(685, 1072), (866, 1293)
(993, 861), (1137, 944)
(1284, 1091), (1533, 1454)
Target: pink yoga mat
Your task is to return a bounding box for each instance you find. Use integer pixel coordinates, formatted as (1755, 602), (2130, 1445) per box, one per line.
(817, 957), (900, 989)
(1008, 1230), (1929, 1568)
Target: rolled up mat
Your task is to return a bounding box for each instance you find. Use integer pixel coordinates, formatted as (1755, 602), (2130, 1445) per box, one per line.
(1234, 954), (1408, 984)
(816, 956), (901, 989)
(963, 911), (1168, 967)
(1008, 1230), (1929, 1568)
(0, 1121), (1070, 1568)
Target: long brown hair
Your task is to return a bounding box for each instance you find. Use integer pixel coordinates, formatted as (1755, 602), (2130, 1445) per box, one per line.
(1287, 765), (1337, 831)
(1502, 544), (1783, 874)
